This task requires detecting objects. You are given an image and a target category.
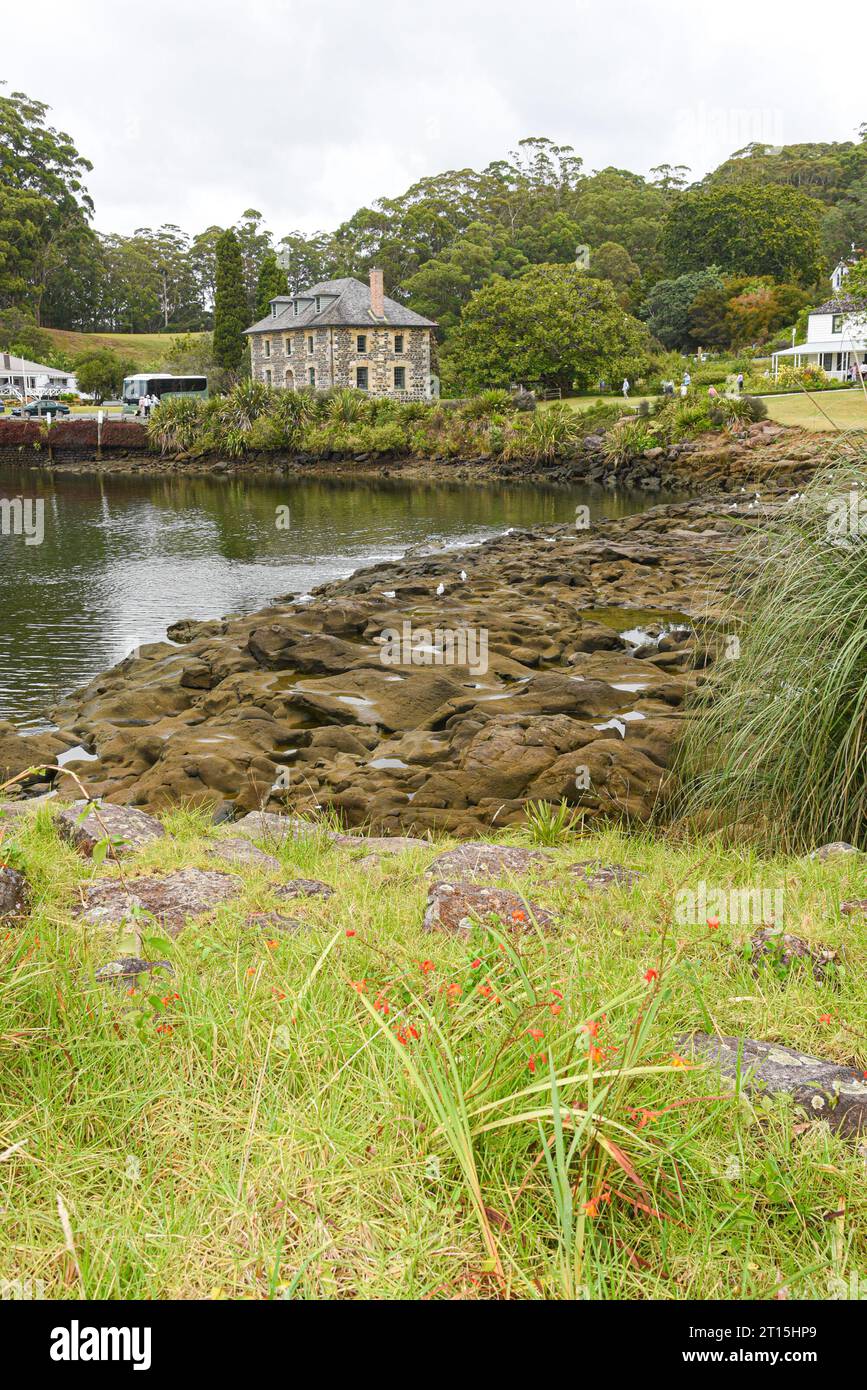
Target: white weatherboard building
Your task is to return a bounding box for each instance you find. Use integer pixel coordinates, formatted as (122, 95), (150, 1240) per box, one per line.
(0, 352), (74, 396)
(771, 296), (867, 381)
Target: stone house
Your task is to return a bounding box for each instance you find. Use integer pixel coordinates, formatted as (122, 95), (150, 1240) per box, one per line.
(245, 269), (437, 400)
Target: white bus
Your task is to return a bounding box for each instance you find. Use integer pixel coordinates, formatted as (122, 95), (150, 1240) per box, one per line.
(122, 373), (208, 414)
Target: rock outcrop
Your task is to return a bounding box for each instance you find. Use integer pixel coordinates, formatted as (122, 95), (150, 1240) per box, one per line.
(0, 489), (796, 838)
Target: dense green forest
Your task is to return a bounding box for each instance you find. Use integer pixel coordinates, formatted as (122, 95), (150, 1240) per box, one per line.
(1, 81), (865, 381)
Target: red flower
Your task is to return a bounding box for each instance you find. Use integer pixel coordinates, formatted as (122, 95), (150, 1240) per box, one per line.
(512, 909), (527, 923)
(706, 916), (720, 930)
(345, 929), (356, 937)
(644, 968), (658, 983)
(579, 1020), (601, 1039)
(420, 960), (435, 974)
(818, 1013), (832, 1025)
(528, 1027), (544, 1041)
(470, 958), (482, 970)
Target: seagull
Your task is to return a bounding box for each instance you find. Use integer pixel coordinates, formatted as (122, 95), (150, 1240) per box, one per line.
(436, 583), (445, 596)
(459, 570), (467, 582)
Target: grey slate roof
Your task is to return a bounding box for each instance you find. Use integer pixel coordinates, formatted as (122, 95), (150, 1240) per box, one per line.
(245, 277), (436, 335)
(812, 296), (867, 315)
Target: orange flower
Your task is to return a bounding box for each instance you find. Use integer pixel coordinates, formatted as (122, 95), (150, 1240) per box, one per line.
(420, 960), (435, 974)
(644, 968), (658, 983)
(345, 929), (356, 937)
(670, 1052), (691, 1068)
(528, 1053), (546, 1073)
(582, 1198), (599, 1218)
(579, 1020), (601, 1039)
(707, 916), (720, 930)
(549, 1004), (562, 1016)
(266, 939), (279, 949)
(156, 1023), (173, 1036)
(589, 1045), (605, 1064)
(349, 979), (367, 993)
(272, 988), (286, 1000)
(818, 1013), (832, 1025)
(511, 910), (527, 923)
(470, 958), (482, 970)
(528, 1027), (544, 1041)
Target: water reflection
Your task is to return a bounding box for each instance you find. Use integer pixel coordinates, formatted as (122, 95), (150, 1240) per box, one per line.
(0, 466), (662, 726)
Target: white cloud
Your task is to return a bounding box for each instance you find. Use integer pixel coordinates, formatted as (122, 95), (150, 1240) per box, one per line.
(3, 0), (864, 237)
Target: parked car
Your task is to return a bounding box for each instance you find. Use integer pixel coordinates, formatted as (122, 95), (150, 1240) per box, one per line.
(11, 399), (71, 417)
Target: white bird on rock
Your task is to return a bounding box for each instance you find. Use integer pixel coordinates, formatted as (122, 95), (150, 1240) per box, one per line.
(460, 570), (467, 582)
(436, 582), (445, 596)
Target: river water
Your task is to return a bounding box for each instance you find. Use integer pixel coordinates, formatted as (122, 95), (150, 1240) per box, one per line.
(0, 466), (660, 727)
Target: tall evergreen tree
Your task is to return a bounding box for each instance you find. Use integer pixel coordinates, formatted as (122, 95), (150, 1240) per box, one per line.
(213, 228), (247, 373)
(255, 251), (288, 318)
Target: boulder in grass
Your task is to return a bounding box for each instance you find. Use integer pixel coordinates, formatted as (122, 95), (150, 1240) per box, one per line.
(567, 860), (642, 890)
(424, 843), (551, 882)
(208, 836), (281, 874)
(749, 927), (838, 982)
(840, 899), (867, 916)
(423, 880), (558, 936)
(808, 842), (860, 861)
(77, 867), (242, 937)
(679, 1033), (867, 1138)
(93, 958), (174, 990)
(0, 865), (28, 919)
(275, 878), (334, 901)
(245, 912), (309, 935)
(57, 801), (166, 859)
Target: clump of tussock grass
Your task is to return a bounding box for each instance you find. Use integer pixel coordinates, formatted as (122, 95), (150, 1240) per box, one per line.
(669, 448), (867, 851)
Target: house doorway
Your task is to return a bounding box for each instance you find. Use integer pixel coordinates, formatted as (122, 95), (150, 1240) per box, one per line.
(284, 368), (295, 390)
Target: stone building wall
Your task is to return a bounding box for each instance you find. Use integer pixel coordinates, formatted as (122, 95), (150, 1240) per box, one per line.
(251, 324), (432, 400)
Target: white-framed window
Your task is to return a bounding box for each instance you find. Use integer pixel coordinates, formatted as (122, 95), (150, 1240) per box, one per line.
(832, 313), (843, 334)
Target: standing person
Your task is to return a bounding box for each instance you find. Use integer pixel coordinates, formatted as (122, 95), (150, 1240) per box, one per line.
(682, 369), (691, 389)
(622, 377), (630, 399)
(137, 392), (146, 420)
(736, 371), (744, 394)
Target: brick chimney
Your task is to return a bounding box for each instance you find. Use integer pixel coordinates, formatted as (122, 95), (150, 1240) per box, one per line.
(369, 267), (384, 318)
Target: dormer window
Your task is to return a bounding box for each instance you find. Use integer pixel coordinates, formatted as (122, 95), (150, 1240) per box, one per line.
(271, 303), (277, 318)
(832, 313), (843, 334)
(315, 296), (321, 312)
(293, 302), (299, 317)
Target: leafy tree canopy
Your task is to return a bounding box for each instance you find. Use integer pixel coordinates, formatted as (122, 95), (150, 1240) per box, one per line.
(446, 263), (651, 392)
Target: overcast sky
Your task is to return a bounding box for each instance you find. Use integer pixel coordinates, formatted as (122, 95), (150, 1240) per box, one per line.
(4, 0), (864, 239)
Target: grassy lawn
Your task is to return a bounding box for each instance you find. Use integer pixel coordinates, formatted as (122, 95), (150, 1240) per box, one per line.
(540, 395), (654, 413)
(761, 389), (867, 433)
(44, 328), (206, 372)
(1, 803), (864, 1300)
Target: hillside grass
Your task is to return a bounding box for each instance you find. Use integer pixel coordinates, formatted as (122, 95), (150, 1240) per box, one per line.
(44, 328), (206, 372)
(1, 804), (865, 1300)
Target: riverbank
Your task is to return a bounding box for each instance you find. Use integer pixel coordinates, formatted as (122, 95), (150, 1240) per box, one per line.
(2, 486), (771, 834)
(0, 416), (827, 493)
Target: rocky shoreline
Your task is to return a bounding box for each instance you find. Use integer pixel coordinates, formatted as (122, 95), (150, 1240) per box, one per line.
(4, 418), (824, 495)
(0, 477), (801, 837)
